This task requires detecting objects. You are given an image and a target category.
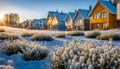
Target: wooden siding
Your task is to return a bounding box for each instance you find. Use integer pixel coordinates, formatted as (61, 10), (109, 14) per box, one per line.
(117, 1), (120, 20)
(89, 2), (117, 30)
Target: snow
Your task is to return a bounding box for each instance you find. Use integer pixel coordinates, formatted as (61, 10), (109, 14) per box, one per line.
(0, 26), (120, 69)
(69, 12), (76, 20)
(55, 12), (67, 21)
(48, 11), (57, 18)
(100, 0), (116, 14)
(78, 9), (89, 19)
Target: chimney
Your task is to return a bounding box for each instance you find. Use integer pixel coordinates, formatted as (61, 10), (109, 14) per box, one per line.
(61, 11), (63, 14)
(56, 9), (58, 13)
(75, 9), (78, 14)
(89, 5), (92, 11)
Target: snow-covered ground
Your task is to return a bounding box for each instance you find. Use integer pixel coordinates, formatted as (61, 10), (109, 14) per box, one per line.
(0, 26), (120, 69)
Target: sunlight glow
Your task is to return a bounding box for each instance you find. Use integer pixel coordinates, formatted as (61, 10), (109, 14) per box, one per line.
(0, 13), (4, 20)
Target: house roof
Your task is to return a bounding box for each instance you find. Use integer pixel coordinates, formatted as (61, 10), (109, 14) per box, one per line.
(89, 0), (116, 16)
(78, 9), (89, 19)
(48, 11), (57, 18)
(55, 12), (67, 21)
(69, 12), (76, 20)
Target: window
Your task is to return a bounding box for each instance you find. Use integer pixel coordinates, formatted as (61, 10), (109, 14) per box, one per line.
(94, 13), (98, 19)
(80, 20), (83, 25)
(103, 23), (107, 30)
(94, 24), (99, 29)
(101, 12), (106, 18)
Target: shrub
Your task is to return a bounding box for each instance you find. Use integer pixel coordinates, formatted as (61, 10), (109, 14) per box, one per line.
(51, 40), (120, 69)
(0, 33), (20, 40)
(31, 34), (53, 41)
(0, 28), (5, 32)
(21, 32), (34, 37)
(85, 31), (101, 38)
(55, 33), (66, 38)
(1, 39), (48, 60)
(97, 33), (120, 40)
(19, 42), (48, 61)
(67, 31), (84, 36)
(1, 39), (28, 55)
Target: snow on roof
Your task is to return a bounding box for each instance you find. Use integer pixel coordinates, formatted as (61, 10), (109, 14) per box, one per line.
(78, 9), (89, 19)
(55, 12), (67, 21)
(40, 18), (46, 24)
(48, 11), (57, 18)
(69, 12), (76, 20)
(99, 0), (116, 14)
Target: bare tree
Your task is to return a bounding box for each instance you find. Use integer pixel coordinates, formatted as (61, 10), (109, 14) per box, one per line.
(3, 13), (20, 27)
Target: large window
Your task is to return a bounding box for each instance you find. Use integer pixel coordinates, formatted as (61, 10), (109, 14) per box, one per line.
(94, 13), (98, 19)
(103, 23), (107, 30)
(101, 12), (106, 18)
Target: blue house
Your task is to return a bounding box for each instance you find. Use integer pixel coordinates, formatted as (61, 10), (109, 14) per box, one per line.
(40, 18), (46, 29)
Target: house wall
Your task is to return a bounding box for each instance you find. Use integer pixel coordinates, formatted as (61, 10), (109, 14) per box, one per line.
(51, 16), (58, 30)
(89, 2), (117, 30)
(117, 0), (120, 20)
(84, 19), (90, 30)
(65, 15), (73, 30)
(46, 14), (52, 29)
(117, 1), (120, 27)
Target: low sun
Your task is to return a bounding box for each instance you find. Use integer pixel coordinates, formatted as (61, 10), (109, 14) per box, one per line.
(0, 13), (3, 20)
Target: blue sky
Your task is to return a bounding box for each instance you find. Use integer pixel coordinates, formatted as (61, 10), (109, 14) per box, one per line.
(0, 0), (98, 22)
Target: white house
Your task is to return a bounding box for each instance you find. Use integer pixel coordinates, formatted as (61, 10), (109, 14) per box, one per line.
(65, 12), (76, 30)
(74, 9), (90, 30)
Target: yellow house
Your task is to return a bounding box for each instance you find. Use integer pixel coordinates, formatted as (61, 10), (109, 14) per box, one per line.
(51, 12), (67, 30)
(46, 11), (57, 30)
(89, 0), (117, 30)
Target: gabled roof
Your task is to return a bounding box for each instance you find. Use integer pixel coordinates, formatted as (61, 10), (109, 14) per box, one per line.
(89, 0), (116, 16)
(40, 18), (46, 24)
(78, 9), (89, 19)
(55, 12), (67, 21)
(48, 11), (57, 18)
(69, 12), (76, 20)
(65, 12), (75, 21)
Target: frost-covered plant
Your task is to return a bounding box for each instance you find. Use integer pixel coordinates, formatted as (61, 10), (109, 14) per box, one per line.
(1, 39), (29, 55)
(55, 33), (66, 38)
(0, 65), (14, 69)
(97, 33), (120, 40)
(31, 34), (53, 41)
(0, 33), (20, 40)
(0, 28), (5, 32)
(67, 31), (84, 36)
(19, 42), (48, 61)
(85, 31), (101, 38)
(1, 39), (48, 61)
(21, 32), (34, 37)
(51, 40), (120, 69)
